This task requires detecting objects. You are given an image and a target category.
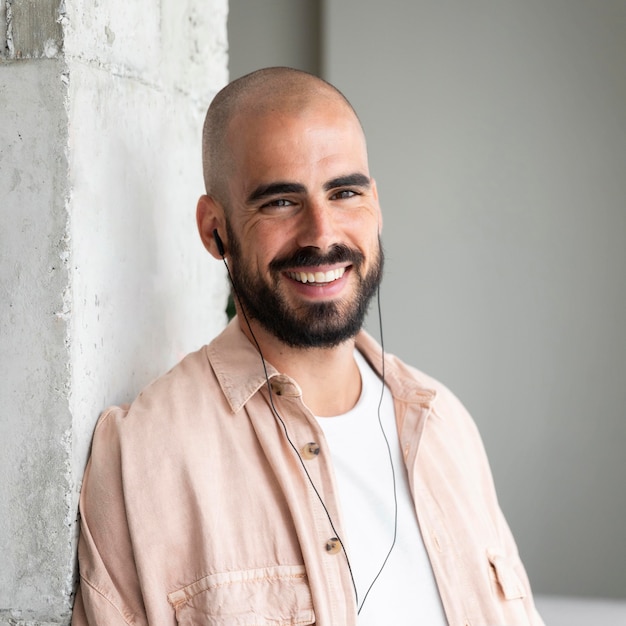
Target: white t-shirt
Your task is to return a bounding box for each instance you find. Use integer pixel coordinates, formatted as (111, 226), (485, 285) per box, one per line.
(315, 351), (448, 625)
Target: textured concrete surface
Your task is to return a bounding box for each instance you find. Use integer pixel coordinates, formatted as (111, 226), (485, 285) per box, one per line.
(0, 58), (73, 624)
(0, 0), (228, 623)
(1, 0), (7, 53)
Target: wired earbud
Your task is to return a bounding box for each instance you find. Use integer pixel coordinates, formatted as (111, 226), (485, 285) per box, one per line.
(212, 229), (226, 257)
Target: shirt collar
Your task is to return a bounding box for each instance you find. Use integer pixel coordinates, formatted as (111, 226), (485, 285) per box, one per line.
(205, 318), (437, 414)
(355, 331), (438, 406)
(204, 318), (278, 414)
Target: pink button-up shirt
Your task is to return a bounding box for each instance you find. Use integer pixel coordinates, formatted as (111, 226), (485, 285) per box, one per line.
(73, 319), (544, 625)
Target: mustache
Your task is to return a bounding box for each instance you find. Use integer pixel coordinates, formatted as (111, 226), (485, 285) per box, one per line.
(270, 244), (364, 272)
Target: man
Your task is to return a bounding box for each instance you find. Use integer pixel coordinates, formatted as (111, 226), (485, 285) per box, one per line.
(73, 67), (544, 625)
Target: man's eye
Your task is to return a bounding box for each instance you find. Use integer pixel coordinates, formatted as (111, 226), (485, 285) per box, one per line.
(262, 198), (292, 208)
(332, 189), (358, 200)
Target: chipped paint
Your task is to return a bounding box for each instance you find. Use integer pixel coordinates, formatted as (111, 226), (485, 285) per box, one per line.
(4, 0), (63, 59)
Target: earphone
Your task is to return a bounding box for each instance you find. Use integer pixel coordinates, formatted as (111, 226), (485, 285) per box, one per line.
(213, 229), (226, 257)
(212, 228), (397, 613)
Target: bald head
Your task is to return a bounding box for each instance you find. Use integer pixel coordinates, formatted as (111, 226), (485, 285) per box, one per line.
(201, 67), (363, 206)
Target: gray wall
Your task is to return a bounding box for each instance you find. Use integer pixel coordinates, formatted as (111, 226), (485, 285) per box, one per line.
(326, 0), (626, 600)
(229, 0), (626, 600)
(228, 0), (320, 78)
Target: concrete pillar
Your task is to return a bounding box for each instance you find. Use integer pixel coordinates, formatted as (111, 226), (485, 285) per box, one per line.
(0, 1), (229, 623)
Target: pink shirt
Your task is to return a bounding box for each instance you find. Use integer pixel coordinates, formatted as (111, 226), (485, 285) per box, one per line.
(73, 320), (544, 625)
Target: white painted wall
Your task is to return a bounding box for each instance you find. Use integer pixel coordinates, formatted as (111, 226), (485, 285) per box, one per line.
(324, 0), (626, 600)
(63, 0), (230, 486)
(0, 1), (229, 622)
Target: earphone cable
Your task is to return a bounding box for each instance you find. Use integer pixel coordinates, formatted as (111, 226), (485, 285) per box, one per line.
(220, 256), (396, 614)
(221, 257), (360, 606)
(356, 283), (398, 614)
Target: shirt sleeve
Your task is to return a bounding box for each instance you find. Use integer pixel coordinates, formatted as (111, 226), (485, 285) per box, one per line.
(72, 407), (149, 626)
(72, 578), (135, 626)
(427, 377), (546, 625)
(493, 503), (546, 625)
(463, 401), (546, 626)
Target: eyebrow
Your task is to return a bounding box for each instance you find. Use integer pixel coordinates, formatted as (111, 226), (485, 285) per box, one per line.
(246, 173), (372, 204)
(247, 182), (306, 203)
(324, 173), (371, 191)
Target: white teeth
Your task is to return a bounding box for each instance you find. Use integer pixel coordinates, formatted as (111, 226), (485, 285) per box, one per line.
(288, 267), (346, 284)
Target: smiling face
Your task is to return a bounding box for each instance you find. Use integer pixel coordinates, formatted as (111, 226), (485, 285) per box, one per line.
(207, 90), (383, 348)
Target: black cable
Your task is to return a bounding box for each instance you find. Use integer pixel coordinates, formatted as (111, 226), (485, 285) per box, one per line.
(357, 283), (398, 614)
(221, 255), (397, 615)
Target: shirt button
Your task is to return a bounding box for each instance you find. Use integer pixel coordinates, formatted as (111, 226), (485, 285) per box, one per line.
(325, 537), (342, 555)
(270, 381), (283, 396)
(301, 442), (320, 460)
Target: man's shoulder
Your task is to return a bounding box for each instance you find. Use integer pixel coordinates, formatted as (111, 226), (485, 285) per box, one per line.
(386, 351), (470, 412)
(124, 321), (243, 412)
(94, 344), (216, 432)
(92, 320), (260, 441)
(357, 331), (464, 408)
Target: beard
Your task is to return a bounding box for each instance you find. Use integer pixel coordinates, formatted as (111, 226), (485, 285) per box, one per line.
(225, 221), (384, 349)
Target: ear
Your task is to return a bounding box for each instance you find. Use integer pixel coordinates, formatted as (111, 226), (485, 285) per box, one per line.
(371, 178), (383, 234)
(197, 194), (227, 260)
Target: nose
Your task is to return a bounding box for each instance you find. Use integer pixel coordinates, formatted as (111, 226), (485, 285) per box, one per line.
(295, 199), (337, 251)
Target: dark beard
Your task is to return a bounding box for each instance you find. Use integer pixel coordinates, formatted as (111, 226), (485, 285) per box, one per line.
(225, 221), (384, 348)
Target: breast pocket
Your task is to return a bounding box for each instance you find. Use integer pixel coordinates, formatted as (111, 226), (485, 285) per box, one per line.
(168, 564), (315, 626)
(487, 552), (527, 601)
(486, 550), (536, 625)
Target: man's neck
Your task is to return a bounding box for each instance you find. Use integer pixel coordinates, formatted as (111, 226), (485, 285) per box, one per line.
(239, 318), (362, 417)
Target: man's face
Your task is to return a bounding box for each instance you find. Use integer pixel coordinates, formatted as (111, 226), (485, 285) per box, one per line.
(223, 99), (383, 348)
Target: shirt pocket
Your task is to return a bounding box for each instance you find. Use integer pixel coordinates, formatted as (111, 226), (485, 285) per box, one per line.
(167, 564), (315, 626)
(487, 551), (527, 601)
